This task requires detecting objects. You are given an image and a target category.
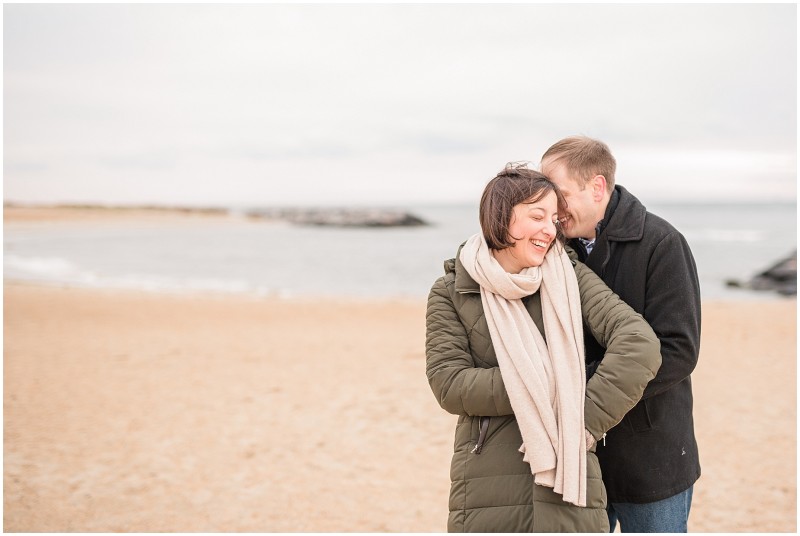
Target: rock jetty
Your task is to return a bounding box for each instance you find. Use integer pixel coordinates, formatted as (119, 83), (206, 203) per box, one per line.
(726, 250), (797, 296)
(245, 208), (429, 228)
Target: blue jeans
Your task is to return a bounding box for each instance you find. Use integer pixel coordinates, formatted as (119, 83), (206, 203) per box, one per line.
(607, 486), (694, 533)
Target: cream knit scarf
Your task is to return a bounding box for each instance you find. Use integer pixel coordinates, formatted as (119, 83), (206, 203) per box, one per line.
(459, 233), (588, 507)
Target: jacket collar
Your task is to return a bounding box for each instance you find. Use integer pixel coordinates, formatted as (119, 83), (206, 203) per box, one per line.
(448, 242), (481, 294)
(594, 187), (620, 238)
(601, 185), (646, 243)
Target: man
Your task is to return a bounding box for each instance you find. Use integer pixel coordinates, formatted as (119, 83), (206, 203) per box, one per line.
(540, 136), (701, 533)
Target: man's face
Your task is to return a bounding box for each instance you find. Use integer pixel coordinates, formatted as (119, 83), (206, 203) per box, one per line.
(541, 158), (600, 240)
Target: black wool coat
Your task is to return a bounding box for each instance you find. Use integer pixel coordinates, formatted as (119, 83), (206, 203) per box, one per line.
(570, 185), (702, 504)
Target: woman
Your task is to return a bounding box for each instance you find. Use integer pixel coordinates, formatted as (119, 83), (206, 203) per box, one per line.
(425, 163), (661, 532)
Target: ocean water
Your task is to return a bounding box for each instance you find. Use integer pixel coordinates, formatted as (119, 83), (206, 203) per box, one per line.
(4, 202), (796, 300)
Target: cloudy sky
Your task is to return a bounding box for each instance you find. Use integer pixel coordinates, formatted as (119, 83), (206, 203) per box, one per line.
(4, 3), (797, 206)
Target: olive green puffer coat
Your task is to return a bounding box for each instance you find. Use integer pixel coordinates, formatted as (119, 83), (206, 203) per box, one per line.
(425, 247), (661, 532)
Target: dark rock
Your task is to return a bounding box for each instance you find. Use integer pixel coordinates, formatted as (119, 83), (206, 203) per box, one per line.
(727, 251), (797, 296)
(246, 208), (429, 228)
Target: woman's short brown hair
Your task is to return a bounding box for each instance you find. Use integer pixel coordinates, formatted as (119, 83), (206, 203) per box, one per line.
(479, 162), (567, 250)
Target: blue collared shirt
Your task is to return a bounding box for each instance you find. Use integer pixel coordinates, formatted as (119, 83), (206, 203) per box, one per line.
(579, 237), (596, 255)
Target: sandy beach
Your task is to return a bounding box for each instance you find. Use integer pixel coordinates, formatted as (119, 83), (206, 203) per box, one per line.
(3, 279), (796, 532)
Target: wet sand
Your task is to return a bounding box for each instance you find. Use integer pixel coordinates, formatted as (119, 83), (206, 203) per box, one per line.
(3, 283), (796, 532)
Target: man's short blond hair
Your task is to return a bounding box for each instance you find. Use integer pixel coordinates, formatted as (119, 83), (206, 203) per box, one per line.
(541, 136), (616, 192)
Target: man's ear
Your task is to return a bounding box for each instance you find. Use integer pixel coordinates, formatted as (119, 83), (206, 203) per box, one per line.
(591, 175), (607, 201)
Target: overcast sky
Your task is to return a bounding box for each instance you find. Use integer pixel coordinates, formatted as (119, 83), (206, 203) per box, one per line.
(4, 3), (797, 206)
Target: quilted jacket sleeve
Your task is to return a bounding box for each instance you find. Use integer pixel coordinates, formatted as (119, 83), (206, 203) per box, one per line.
(575, 262), (662, 441)
(425, 276), (514, 417)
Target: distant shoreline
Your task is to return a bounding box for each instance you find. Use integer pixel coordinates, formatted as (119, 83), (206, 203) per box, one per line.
(4, 204), (237, 224)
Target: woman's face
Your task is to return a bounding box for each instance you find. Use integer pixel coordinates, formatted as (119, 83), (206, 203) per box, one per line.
(494, 190), (559, 273)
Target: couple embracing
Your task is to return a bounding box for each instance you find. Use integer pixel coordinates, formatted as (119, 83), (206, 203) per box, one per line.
(425, 136), (701, 533)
